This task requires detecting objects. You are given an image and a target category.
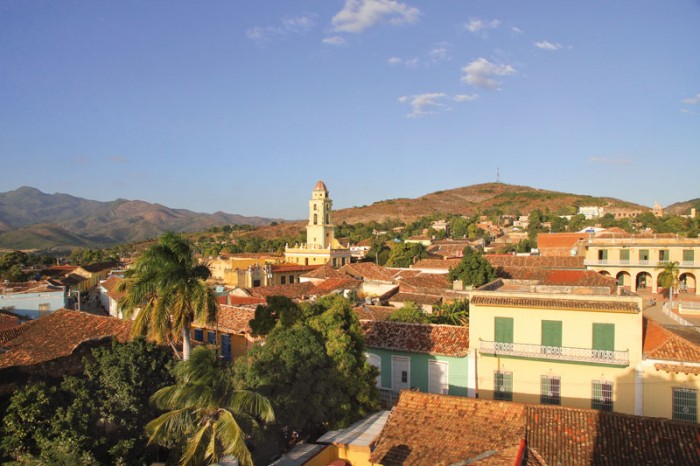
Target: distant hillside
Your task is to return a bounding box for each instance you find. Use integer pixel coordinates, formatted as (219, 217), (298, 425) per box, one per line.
(247, 183), (649, 239)
(0, 187), (281, 250)
(665, 198), (700, 216)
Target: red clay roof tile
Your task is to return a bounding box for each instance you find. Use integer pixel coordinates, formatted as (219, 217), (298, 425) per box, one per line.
(361, 320), (469, 357)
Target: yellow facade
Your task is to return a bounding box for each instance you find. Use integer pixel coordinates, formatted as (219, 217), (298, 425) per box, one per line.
(582, 236), (700, 295)
(470, 283), (643, 415)
(639, 363), (700, 420)
(285, 180), (351, 268)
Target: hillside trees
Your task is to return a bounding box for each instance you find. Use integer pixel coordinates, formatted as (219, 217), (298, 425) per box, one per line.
(235, 294), (379, 437)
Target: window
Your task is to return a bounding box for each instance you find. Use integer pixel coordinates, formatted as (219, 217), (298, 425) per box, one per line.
(672, 388), (697, 422)
(494, 317), (514, 351)
(366, 353), (382, 388)
(428, 360), (449, 395)
(289, 275), (294, 283)
(541, 376), (561, 405)
(541, 320), (562, 355)
(639, 249), (649, 262)
(221, 334), (231, 362)
(683, 250), (694, 263)
(598, 249), (608, 261)
(659, 250), (670, 262)
(592, 380), (613, 411)
(619, 249), (630, 261)
(391, 356), (410, 392)
(280, 276), (286, 285)
(194, 328), (204, 342)
(207, 331), (216, 344)
(592, 323), (615, 360)
(494, 371), (513, 401)
(38, 303), (50, 311)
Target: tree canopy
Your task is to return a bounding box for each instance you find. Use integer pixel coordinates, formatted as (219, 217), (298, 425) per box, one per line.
(448, 247), (496, 287)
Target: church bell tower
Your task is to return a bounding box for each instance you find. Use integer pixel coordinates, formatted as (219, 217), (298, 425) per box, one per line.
(307, 180), (335, 249)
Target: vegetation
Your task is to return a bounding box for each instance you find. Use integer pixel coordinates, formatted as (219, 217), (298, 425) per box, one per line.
(386, 302), (431, 324)
(118, 233), (218, 360)
(235, 295), (379, 439)
(431, 299), (470, 326)
(147, 346), (274, 466)
(448, 247), (496, 288)
(0, 338), (174, 465)
(385, 242), (427, 267)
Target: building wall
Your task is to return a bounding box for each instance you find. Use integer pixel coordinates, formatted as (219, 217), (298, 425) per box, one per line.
(470, 293), (643, 414)
(0, 290), (66, 319)
(640, 360), (700, 420)
(366, 348), (470, 397)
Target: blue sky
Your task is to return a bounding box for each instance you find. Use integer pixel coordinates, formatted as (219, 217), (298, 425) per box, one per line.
(1, 1), (698, 219)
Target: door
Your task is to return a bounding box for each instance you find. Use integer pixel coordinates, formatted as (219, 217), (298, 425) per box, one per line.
(428, 360), (449, 395)
(391, 356), (410, 392)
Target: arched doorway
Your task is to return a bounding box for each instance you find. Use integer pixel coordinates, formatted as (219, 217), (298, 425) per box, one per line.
(636, 272), (652, 291)
(599, 270), (611, 277)
(616, 271), (631, 289)
(679, 273), (697, 294)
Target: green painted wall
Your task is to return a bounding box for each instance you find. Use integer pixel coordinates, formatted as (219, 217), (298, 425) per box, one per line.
(366, 347), (469, 397)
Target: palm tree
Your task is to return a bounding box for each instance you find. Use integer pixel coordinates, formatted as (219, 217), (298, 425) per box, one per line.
(657, 260), (680, 308)
(118, 233), (218, 360)
(146, 346), (274, 466)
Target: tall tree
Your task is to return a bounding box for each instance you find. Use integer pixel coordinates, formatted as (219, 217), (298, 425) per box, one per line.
(657, 261), (680, 307)
(118, 233), (218, 360)
(448, 247), (496, 288)
(147, 346), (274, 466)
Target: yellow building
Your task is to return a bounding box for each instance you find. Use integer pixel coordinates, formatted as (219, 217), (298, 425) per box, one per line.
(470, 279), (643, 415)
(581, 235), (700, 295)
(208, 254), (317, 288)
(284, 181), (351, 268)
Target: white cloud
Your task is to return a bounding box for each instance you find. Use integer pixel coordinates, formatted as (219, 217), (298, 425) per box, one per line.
(399, 92), (476, 117)
(589, 157), (632, 166)
(461, 57), (515, 89)
(428, 46), (448, 61)
(387, 56), (419, 68)
(323, 36), (346, 45)
(512, 26), (523, 34)
(332, 0), (419, 33)
(466, 18), (501, 33)
(683, 93), (700, 105)
(534, 40), (562, 51)
(247, 14), (317, 44)
(454, 94), (478, 102)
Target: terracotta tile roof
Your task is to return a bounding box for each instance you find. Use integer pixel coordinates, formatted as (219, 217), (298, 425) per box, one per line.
(0, 309), (132, 370)
(193, 305), (255, 334)
(301, 264), (346, 279)
(398, 273), (450, 291)
(100, 275), (125, 301)
(370, 391), (526, 465)
(497, 268), (618, 291)
(247, 282), (315, 300)
(390, 269), (421, 280)
(309, 278), (361, 296)
(0, 323), (31, 345)
(388, 292), (442, 306)
(643, 318), (700, 363)
(353, 305), (395, 321)
(361, 320), (469, 357)
(524, 404), (700, 465)
(486, 255), (586, 269)
(470, 295), (641, 314)
(339, 262), (394, 282)
(411, 258), (461, 271)
(536, 233), (587, 250)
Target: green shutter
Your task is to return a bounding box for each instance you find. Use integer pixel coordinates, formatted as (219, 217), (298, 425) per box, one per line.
(593, 323), (615, 351)
(683, 250), (694, 262)
(620, 249), (630, 261)
(639, 249), (649, 261)
(541, 321), (563, 347)
(495, 317), (514, 343)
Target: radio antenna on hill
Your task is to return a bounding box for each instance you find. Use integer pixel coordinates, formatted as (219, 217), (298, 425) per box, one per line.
(496, 167), (501, 183)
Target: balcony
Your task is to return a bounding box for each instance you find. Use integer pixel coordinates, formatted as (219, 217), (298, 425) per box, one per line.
(479, 339), (629, 366)
(584, 259), (698, 269)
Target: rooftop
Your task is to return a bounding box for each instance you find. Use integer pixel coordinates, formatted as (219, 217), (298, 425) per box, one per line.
(361, 320), (469, 357)
(339, 262), (395, 282)
(643, 318), (700, 363)
(317, 410), (390, 447)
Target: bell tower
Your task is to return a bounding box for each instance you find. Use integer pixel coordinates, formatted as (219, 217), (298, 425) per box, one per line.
(307, 180), (335, 249)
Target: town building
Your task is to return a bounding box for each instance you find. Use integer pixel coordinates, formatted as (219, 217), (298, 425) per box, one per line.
(0, 281), (67, 319)
(284, 181), (352, 267)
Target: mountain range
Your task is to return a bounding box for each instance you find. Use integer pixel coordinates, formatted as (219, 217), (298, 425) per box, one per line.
(1, 184), (696, 251)
(0, 187), (280, 251)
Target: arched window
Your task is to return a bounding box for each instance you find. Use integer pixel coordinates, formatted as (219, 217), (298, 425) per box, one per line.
(313, 214), (318, 224)
(326, 213), (330, 224)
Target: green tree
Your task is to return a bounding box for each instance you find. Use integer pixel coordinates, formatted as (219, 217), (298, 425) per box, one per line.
(657, 261), (680, 306)
(449, 216), (470, 239)
(118, 233), (218, 360)
(386, 302), (430, 324)
(236, 295), (379, 437)
(147, 346), (274, 466)
(448, 247), (496, 287)
(431, 299), (469, 326)
(385, 242), (427, 268)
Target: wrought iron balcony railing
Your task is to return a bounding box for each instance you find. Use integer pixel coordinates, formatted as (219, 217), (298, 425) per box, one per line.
(479, 339), (629, 366)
